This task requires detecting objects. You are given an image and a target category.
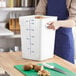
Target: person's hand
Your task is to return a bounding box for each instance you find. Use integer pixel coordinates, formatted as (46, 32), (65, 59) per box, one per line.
(47, 21), (61, 30)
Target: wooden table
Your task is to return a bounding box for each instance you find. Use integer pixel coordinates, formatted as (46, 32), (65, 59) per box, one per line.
(0, 52), (76, 76)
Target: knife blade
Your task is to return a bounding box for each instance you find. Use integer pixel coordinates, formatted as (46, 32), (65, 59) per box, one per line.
(42, 63), (67, 74)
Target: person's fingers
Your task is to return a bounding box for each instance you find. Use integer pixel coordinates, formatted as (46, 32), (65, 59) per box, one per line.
(51, 25), (55, 30)
(47, 22), (54, 25)
(47, 24), (55, 30)
(47, 22), (54, 29)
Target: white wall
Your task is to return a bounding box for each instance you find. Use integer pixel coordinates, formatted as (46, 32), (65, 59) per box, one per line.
(72, 27), (76, 58)
(0, 11), (9, 22)
(0, 10), (34, 52)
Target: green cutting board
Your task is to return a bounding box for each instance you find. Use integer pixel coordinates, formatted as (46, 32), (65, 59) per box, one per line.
(14, 63), (76, 76)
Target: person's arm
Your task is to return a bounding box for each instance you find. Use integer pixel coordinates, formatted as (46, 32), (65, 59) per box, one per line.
(35, 0), (47, 15)
(68, 0), (76, 26)
(47, 19), (76, 30)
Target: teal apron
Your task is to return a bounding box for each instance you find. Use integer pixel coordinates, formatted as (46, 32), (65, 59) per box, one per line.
(47, 0), (74, 63)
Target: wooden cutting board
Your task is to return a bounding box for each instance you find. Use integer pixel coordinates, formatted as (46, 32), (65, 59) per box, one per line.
(14, 63), (76, 76)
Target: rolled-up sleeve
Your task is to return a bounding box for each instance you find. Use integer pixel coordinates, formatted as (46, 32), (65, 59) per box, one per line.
(35, 0), (47, 15)
(68, 0), (76, 25)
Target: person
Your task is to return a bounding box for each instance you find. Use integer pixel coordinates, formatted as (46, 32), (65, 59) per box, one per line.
(35, 0), (76, 63)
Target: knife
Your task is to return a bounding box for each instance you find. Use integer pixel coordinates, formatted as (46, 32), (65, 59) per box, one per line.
(42, 63), (68, 75)
(42, 63), (76, 76)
